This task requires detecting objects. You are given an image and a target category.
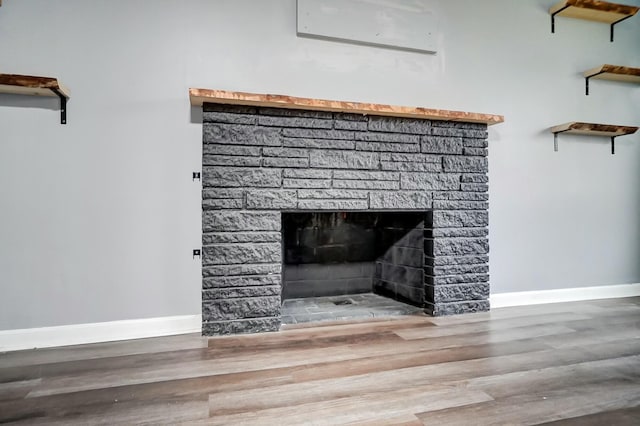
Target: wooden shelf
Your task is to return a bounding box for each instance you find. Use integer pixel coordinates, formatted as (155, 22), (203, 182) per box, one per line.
(583, 64), (640, 94)
(549, 0), (639, 41)
(189, 88), (504, 125)
(0, 73), (69, 98)
(550, 121), (638, 154)
(0, 73), (70, 124)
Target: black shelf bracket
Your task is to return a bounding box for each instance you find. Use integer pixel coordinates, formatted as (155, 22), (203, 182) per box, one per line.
(552, 130), (570, 152)
(554, 132), (619, 155)
(50, 88), (67, 124)
(584, 71), (606, 95)
(551, 5), (570, 33)
(610, 15), (633, 42)
(611, 136), (616, 155)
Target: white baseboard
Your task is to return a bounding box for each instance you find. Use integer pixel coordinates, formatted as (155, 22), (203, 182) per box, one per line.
(0, 315), (201, 352)
(2, 284), (638, 352)
(490, 283), (640, 309)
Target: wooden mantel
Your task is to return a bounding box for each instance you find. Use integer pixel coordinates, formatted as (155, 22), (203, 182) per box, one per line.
(189, 88), (504, 125)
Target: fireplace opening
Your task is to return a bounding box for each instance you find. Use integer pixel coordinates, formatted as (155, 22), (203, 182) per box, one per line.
(281, 211), (427, 323)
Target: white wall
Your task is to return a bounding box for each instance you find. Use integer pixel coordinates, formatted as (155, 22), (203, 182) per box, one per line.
(1, 0), (639, 330)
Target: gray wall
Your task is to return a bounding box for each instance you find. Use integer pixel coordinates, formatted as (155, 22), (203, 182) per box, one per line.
(1, 0), (639, 330)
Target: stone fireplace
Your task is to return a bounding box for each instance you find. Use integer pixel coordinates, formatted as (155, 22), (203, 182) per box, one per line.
(191, 89), (503, 336)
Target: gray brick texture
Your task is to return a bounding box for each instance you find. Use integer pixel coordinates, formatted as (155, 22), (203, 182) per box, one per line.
(201, 103), (490, 334)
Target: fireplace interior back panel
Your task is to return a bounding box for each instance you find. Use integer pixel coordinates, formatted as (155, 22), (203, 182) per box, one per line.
(200, 103), (490, 335)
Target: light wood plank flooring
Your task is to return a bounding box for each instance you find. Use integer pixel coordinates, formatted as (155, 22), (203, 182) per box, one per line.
(1, 297), (639, 425)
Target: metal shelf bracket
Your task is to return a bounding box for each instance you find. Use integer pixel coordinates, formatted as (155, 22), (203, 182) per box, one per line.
(611, 136), (616, 155)
(553, 130), (569, 152)
(554, 132), (618, 155)
(50, 88), (67, 124)
(584, 70), (606, 95)
(610, 15), (633, 42)
(551, 5), (571, 33)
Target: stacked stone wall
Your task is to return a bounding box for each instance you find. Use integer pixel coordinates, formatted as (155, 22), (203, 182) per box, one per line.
(201, 103), (489, 335)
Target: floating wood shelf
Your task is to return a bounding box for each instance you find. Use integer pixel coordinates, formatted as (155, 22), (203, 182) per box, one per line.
(583, 64), (640, 95)
(549, 0), (639, 41)
(0, 73), (70, 124)
(550, 122), (638, 154)
(189, 88), (504, 125)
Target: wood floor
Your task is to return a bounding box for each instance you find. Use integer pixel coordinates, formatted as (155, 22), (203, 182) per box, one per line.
(1, 297), (639, 425)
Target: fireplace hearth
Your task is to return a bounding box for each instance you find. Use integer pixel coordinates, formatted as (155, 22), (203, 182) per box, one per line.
(281, 293), (423, 325)
(192, 89), (502, 336)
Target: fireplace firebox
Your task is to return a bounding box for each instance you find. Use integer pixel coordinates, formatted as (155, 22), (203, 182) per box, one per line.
(192, 89), (502, 336)
(282, 211), (426, 306)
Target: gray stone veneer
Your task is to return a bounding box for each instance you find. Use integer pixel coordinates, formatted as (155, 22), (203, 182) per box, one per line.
(201, 103), (490, 335)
